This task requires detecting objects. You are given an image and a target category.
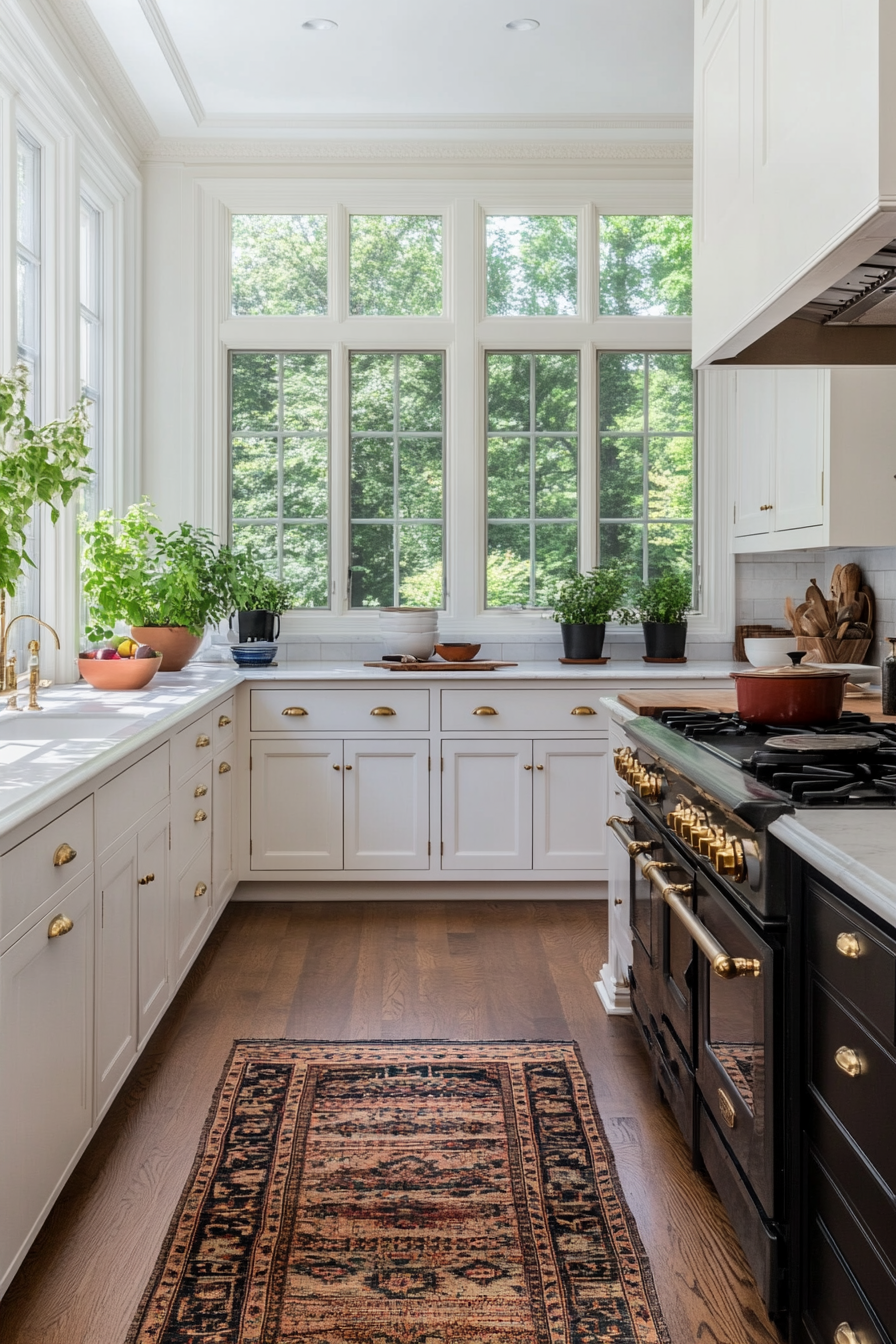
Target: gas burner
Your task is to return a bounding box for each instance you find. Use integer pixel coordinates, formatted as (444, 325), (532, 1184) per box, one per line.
(658, 710), (747, 739)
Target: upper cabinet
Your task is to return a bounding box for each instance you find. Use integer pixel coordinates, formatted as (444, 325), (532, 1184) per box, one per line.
(694, 0), (896, 365)
(731, 366), (896, 551)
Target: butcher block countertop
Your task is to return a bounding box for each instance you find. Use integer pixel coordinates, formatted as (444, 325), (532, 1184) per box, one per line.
(618, 688), (896, 724)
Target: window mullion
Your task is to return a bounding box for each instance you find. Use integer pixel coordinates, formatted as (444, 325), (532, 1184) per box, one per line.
(529, 353), (536, 606)
(642, 353), (650, 583)
(393, 353), (400, 606)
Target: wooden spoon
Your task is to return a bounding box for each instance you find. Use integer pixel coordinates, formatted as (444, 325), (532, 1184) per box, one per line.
(784, 596), (801, 637)
(807, 580), (835, 636)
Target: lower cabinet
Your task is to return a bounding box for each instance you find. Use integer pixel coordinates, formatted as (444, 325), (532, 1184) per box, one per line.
(0, 875), (94, 1293)
(136, 807), (171, 1046)
(250, 738), (430, 871)
(441, 738), (608, 872)
(212, 751), (235, 909)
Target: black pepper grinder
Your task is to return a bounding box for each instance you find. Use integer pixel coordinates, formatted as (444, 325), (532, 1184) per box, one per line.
(882, 638), (896, 715)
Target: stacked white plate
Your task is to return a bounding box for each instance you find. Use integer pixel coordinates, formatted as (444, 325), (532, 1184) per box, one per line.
(378, 607), (438, 660)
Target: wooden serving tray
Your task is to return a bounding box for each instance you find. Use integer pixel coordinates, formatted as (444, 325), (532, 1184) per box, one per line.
(363, 661), (518, 672)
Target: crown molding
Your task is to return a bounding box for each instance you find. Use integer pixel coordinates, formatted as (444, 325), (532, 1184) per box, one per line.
(144, 137), (694, 165)
(136, 0), (204, 125)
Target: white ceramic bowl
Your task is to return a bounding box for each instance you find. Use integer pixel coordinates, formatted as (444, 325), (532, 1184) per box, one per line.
(378, 613), (439, 631)
(743, 637), (801, 668)
(380, 632), (436, 659)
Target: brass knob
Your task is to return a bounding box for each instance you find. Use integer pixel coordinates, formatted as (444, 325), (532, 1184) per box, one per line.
(218, 761), (231, 774)
(194, 809), (208, 822)
(194, 882), (207, 899)
(345, 764), (353, 770)
(53, 842), (77, 867)
(523, 764), (533, 770)
(759, 503), (774, 511)
(370, 706), (396, 716)
(834, 1046), (864, 1078)
(218, 714), (231, 727)
(47, 913), (73, 939)
(571, 706), (596, 716)
(473, 706), (498, 715)
(137, 873), (155, 885)
(536, 763), (544, 770)
(714, 838), (746, 882)
(281, 707), (307, 717)
(614, 898), (623, 906)
(333, 763), (340, 770)
(836, 932), (862, 959)
(196, 734), (210, 747)
(637, 770), (663, 799)
(194, 783), (208, 797)
(834, 1324), (861, 1344)
(698, 826), (724, 858)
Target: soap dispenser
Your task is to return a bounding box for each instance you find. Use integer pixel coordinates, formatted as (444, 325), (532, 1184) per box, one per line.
(882, 638), (896, 715)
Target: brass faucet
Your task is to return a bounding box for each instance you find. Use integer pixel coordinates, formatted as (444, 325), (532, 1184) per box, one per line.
(0, 614), (61, 710)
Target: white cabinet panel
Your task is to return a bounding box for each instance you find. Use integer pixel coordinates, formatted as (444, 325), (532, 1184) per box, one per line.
(733, 370), (774, 539)
(137, 808), (170, 1047)
(441, 740), (532, 871)
(212, 751), (235, 908)
(250, 740), (343, 870)
(441, 689), (605, 732)
(0, 876), (93, 1294)
(95, 842), (138, 1114)
(1, 797), (94, 942)
(173, 842), (212, 978)
(344, 740), (429, 870)
(250, 688), (429, 733)
(533, 740), (609, 871)
(173, 762), (213, 868)
(774, 368), (826, 533)
(96, 746), (168, 855)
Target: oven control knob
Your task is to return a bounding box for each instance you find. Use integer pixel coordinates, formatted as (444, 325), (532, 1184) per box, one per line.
(714, 837), (746, 883)
(613, 747), (632, 778)
(698, 826), (723, 859)
(681, 811), (707, 844)
(637, 769), (665, 800)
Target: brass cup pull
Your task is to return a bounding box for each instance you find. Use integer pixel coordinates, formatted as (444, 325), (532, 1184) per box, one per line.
(218, 761), (231, 774)
(194, 882), (207, 899)
(836, 932), (862, 959)
(194, 784), (208, 797)
(571, 706), (596, 715)
(53, 843), (77, 867)
(196, 734), (210, 747)
(194, 809), (208, 823)
(137, 873), (155, 886)
(218, 714), (231, 727)
(834, 1324), (861, 1344)
(282, 707), (307, 717)
(834, 1046), (865, 1078)
(370, 706), (396, 716)
(48, 914), (73, 939)
(473, 706), (498, 716)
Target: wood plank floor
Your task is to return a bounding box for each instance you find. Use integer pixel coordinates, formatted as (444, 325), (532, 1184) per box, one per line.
(0, 899), (783, 1344)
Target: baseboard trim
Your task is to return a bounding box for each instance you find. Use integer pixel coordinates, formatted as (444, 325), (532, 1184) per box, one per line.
(232, 879), (608, 902)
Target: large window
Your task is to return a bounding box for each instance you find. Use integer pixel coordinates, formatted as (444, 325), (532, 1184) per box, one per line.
(16, 132), (41, 416)
(486, 216), (577, 316)
(350, 216), (442, 317)
(231, 214), (328, 316)
(80, 196), (102, 507)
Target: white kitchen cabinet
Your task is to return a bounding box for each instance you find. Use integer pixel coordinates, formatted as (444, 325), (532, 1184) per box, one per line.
(250, 739), (343, 870)
(533, 740), (609, 871)
(343, 739), (429, 870)
(596, 719), (635, 1017)
(441, 740), (533, 871)
(212, 751), (235, 908)
(173, 842), (212, 978)
(95, 840), (139, 1114)
(0, 875), (94, 1295)
(136, 807), (171, 1046)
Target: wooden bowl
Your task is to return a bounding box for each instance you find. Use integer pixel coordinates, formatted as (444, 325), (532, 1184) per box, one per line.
(79, 655), (162, 690)
(434, 643), (481, 662)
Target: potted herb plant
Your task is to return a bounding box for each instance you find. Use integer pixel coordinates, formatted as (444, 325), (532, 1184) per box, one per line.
(627, 571), (693, 661)
(228, 550), (293, 643)
(551, 566), (628, 660)
(80, 500), (236, 671)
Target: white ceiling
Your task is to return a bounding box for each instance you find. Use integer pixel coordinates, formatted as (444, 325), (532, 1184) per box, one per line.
(79, 0), (693, 140)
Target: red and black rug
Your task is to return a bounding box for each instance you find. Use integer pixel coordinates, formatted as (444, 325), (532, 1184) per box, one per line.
(127, 1040), (669, 1344)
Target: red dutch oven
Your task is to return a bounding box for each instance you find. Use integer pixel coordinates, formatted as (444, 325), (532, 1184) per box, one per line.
(730, 653), (849, 726)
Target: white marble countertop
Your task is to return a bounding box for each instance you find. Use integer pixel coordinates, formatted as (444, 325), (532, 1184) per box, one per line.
(770, 812), (896, 930)
(221, 659), (742, 682)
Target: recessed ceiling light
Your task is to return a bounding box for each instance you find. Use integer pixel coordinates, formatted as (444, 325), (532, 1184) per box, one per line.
(506, 18), (539, 30)
(302, 17), (337, 29)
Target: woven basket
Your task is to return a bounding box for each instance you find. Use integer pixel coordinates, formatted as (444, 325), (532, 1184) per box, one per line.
(796, 636), (872, 665)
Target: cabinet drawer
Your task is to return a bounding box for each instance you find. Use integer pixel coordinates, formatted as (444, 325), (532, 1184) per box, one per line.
(441, 688), (605, 731)
(805, 1205), (889, 1344)
(808, 880), (896, 1043)
(1, 798), (94, 941)
(810, 981), (896, 1195)
(214, 697), (234, 752)
(250, 688), (429, 732)
(172, 711), (215, 783)
(809, 1150), (896, 1334)
(96, 744), (169, 855)
(173, 763), (213, 869)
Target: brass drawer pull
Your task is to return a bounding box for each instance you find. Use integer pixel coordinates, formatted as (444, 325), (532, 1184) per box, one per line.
(218, 714), (231, 727)
(370, 706), (396, 716)
(282, 707), (307, 717)
(835, 932), (862, 959)
(194, 882), (207, 899)
(53, 843), (77, 867)
(834, 1046), (864, 1077)
(194, 809), (208, 823)
(218, 761), (231, 774)
(196, 734), (210, 748)
(718, 1089), (736, 1129)
(571, 706), (596, 715)
(473, 706), (497, 716)
(759, 503), (774, 511)
(194, 784), (208, 797)
(137, 873), (155, 886)
(48, 914), (73, 939)
(834, 1324), (860, 1344)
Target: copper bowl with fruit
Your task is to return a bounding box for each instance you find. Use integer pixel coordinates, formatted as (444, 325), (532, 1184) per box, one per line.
(434, 642), (481, 662)
(79, 641), (163, 690)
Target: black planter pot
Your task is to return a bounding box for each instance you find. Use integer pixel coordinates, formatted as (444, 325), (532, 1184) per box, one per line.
(231, 609), (281, 643)
(560, 622), (606, 660)
(642, 620), (687, 660)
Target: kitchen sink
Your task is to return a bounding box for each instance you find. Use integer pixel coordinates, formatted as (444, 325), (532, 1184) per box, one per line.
(0, 714), (142, 741)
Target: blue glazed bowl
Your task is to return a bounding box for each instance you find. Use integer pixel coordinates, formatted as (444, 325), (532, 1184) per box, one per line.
(231, 642), (277, 668)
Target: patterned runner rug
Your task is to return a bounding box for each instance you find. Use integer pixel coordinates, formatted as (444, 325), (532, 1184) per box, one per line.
(127, 1040), (670, 1344)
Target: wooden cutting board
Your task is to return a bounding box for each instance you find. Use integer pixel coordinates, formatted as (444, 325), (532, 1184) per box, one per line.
(618, 688), (896, 724)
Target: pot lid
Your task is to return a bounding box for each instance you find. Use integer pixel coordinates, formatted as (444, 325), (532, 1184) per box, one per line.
(730, 650), (849, 681)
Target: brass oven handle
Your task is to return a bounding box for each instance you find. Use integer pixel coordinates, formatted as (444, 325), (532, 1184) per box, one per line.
(834, 1324), (861, 1344)
(53, 843), (77, 867)
(47, 913), (73, 939)
(370, 706), (396, 716)
(571, 706), (596, 715)
(834, 1047), (864, 1078)
(282, 707), (307, 717)
(606, 814), (654, 857)
(637, 854), (762, 980)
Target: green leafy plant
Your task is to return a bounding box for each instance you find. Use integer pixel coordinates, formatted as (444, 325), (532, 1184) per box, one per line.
(627, 571), (693, 625)
(228, 549), (293, 614)
(80, 500), (236, 641)
(0, 364), (92, 595)
(551, 567), (628, 625)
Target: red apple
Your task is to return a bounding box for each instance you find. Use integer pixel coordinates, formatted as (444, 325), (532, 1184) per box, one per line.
(95, 648), (121, 660)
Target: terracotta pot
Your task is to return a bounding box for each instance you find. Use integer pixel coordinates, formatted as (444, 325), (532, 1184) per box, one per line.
(730, 661), (849, 726)
(130, 626), (202, 672)
(78, 654), (162, 690)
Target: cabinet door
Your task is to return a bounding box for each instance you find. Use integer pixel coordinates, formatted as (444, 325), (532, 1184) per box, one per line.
(250, 739), (343, 870)
(0, 877), (94, 1293)
(212, 750), (235, 907)
(533, 740), (609, 871)
(137, 807), (170, 1048)
(343, 739), (429, 870)
(733, 370), (774, 538)
(173, 842), (212, 981)
(441, 740), (532, 871)
(96, 840), (138, 1114)
(773, 368), (826, 534)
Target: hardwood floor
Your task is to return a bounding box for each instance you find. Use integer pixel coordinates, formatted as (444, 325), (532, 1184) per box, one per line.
(0, 899), (782, 1344)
